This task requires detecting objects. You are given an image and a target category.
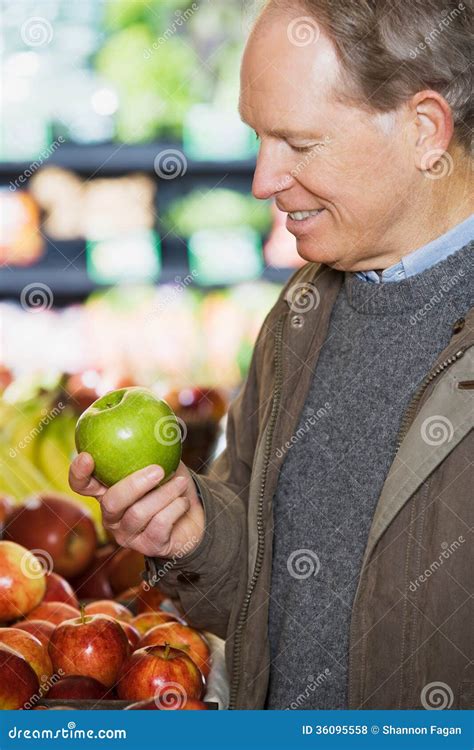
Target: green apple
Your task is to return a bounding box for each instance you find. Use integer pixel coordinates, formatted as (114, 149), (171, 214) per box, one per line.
(75, 387), (182, 487)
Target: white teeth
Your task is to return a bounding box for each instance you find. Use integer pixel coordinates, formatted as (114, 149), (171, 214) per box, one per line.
(288, 209), (323, 221)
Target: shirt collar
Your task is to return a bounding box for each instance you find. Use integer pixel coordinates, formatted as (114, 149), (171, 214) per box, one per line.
(356, 213), (474, 283)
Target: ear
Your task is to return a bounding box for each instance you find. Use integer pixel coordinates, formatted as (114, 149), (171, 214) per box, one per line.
(410, 90), (455, 172)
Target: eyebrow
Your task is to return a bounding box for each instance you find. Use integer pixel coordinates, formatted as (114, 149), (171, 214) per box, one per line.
(238, 106), (324, 140)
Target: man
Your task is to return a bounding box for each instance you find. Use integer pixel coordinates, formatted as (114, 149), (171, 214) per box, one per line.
(70, 0), (473, 710)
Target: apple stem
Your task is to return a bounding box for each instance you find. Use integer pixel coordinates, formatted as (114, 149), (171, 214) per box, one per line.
(164, 642), (171, 660)
(80, 603), (86, 625)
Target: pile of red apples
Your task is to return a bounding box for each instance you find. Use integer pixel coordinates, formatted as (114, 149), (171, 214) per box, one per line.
(0, 493), (210, 711)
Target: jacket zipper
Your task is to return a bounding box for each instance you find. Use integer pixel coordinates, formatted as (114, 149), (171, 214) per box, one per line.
(349, 345), (466, 707)
(395, 347), (466, 453)
(228, 316), (285, 710)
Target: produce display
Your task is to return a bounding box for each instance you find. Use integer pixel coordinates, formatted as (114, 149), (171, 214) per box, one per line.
(0, 530), (218, 709)
(0, 364), (225, 710)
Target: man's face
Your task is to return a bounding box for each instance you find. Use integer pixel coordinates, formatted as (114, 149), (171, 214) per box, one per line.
(239, 10), (418, 272)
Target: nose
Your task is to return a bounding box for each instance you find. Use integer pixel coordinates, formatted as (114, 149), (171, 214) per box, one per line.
(251, 143), (295, 201)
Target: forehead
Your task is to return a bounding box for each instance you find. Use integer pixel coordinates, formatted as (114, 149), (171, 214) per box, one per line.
(239, 10), (342, 127)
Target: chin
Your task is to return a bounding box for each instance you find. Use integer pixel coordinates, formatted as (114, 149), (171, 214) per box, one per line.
(295, 237), (342, 269)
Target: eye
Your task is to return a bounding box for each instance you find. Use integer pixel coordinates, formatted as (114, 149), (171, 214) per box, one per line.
(291, 144), (313, 154)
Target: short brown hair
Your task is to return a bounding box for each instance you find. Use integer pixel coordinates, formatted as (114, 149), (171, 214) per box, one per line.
(266, 0), (472, 150)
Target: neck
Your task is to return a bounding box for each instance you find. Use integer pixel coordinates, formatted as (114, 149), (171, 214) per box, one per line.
(355, 154), (473, 273)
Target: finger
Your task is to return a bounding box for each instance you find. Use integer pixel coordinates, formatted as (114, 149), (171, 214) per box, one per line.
(69, 453), (107, 497)
(133, 494), (191, 551)
(116, 475), (189, 536)
(99, 464), (166, 524)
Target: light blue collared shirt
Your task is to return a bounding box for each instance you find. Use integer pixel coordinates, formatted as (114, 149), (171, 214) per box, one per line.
(356, 213), (474, 283)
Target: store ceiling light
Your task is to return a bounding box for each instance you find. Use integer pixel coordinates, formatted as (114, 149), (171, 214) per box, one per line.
(90, 88), (118, 117)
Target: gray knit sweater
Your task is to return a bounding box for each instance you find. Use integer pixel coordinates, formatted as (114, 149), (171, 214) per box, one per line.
(265, 240), (473, 709)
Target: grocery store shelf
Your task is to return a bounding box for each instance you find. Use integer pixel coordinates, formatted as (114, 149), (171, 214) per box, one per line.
(0, 234), (293, 305)
(0, 143), (257, 178)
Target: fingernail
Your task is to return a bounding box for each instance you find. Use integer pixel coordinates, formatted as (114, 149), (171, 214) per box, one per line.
(149, 465), (164, 481)
(77, 453), (89, 468)
(175, 476), (187, 489)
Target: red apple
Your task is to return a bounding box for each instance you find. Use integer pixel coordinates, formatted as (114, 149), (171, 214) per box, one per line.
(65, 371), (101, 412)
(0, 643), (39, 709)
(116, 644), (204, 704)
(47, 675), (112, 700)
(5, 493), (97, 577)
(26, 601), (80, 625)
(139, 622), (211, 678)
(124, 697), (208, 710)
(131, 611), (181, 635)
(14, 619), (55, 649)
(119, 621), (141, 650)
(108, 548), (146, 595)
(0, 627), (52, 682)
(43, 572), (79, 608)
(136, 584), (167, 613)
(84, 600), (132, 622)
(165, 387), (227, 422)
(69, 544), (116, 600)
(49, 611), (129, 688)
(0, 541), (46, 622)
(116, 583), (166, 613)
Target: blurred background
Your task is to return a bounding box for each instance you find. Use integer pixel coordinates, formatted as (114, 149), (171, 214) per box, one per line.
(0, 0), (303, 514)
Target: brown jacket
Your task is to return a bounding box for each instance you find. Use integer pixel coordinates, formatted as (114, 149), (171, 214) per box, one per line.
(145, 262), (474, 710)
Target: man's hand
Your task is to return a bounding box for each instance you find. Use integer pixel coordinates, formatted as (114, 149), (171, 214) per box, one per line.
(69, 453), (205, 559)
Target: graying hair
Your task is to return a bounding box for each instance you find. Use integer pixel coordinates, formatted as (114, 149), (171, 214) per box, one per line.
(264, 0), (472, 150)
